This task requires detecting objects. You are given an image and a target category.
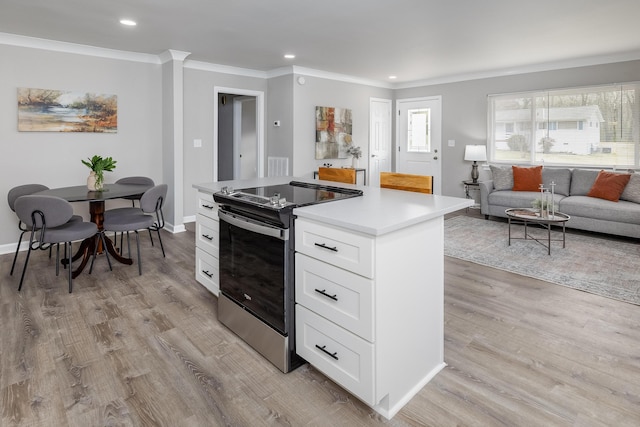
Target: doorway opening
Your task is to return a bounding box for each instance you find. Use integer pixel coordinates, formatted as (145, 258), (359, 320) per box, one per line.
(214, 87), (265, 181)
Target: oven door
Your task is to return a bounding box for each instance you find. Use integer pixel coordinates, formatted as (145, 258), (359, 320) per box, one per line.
(218, 209), (290, 335)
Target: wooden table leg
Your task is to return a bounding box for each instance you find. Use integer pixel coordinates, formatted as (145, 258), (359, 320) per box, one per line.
(62, 200), (133, 278)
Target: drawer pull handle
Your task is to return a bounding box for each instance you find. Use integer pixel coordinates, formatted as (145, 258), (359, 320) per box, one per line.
(315, 344), (339, 360)
(202, 204), (214, 210)
(201, 234), (213, 241)
(314, 288), (338, 301)
(202, 270), (213, 278)
(314, 242), (338, 252)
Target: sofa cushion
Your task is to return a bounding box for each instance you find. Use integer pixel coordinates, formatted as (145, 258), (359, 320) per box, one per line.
(488, 190), (565, 209)
(559, 195), (640, 224)
(542, 168), (572, 196)
(620, 173), (640, 204)
(570, 169), (600, 196)
(512, 165), (542, 191)
(490, 165), (513, 190)
(587, 170), (631, 202)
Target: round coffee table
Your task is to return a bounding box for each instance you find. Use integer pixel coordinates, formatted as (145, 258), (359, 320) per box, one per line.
(505, 208), (571, 255)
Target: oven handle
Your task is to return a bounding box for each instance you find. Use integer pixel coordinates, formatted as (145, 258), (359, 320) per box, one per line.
(218, 210), (289, 241)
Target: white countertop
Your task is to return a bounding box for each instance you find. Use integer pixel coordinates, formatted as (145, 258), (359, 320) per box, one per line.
(193, 177), (472, 236)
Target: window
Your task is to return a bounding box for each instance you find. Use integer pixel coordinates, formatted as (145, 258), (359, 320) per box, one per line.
(488, 83), (639, 167)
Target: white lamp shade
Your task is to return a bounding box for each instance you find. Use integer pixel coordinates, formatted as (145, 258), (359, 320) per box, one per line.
(464, 145), (487, 162)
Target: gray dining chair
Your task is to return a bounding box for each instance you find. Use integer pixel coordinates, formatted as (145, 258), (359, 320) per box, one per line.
(14, 195), (98, 292)
(115, 176), (155, 206)
(110, 176), (155, 249)
(94, 184), (167, 275)
(7, 184), (82, 276)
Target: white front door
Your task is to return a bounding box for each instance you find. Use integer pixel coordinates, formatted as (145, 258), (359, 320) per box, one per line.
(396, 96), (442, 194)
(369, 98), (392, 187)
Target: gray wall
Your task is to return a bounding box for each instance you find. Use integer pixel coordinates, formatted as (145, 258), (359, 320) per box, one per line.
(182, 67), (267, 218)
(396, 59), (640, 198)
(0, 44), (162, 250)
(291, 75), (393, 177)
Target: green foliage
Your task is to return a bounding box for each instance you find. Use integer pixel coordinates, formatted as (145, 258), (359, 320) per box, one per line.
(81, 155), (117, 173)
(81, 155), (117, 189)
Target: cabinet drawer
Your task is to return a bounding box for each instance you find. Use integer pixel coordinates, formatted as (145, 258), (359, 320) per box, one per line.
(296, 253), (374, 341)
(197, 191), (218, 219)
(196, 214), (218, 254)
(295, 218), (374, 278)
(296, 305), (374, 405)
(195, 247), (219, 296)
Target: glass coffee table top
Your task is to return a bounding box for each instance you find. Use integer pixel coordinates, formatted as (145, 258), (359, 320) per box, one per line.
(505, 208), (570, 223)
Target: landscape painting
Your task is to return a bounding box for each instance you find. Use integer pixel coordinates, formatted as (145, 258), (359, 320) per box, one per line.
(17, 88), (117, 133)
(315, 106), (352, 159)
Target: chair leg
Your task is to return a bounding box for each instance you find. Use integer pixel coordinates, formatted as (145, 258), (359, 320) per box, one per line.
(10, 230), (26, 276)
(55, 244), (60, 276)
(135, 231), (142, 275)
(155, 228), (166, 257)
(126, 232), (132, 258)
(18, 243), (34, 292)
(148, 228), (155, 247)
(67, 242), (73, 293)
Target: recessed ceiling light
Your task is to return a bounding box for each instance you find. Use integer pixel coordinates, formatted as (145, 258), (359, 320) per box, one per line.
(284, 54), (296, 59)
(389, 75), (397, 80)
(120, 19), (137, 26)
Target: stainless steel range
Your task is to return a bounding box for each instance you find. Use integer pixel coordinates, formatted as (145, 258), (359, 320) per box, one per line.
(213, 180), (362, 372)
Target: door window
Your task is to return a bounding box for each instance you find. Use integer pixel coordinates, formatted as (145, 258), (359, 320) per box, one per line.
(407, 108), (431, 153)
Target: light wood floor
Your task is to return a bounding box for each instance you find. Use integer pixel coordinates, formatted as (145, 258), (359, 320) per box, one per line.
(2, 215), (639, 426)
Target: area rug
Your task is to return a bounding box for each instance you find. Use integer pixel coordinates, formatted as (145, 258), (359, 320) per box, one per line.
(444, 215), (640, 305)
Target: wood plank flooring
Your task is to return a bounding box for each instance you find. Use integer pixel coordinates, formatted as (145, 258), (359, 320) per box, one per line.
(1, 215), (639, 426)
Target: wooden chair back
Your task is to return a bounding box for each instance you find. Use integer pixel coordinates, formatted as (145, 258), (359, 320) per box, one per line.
(318, 167), (357, 184)
(380, 172), (433, 194)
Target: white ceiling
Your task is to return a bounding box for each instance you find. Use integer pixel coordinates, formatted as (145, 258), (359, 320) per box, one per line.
(3, 0), (640, 85)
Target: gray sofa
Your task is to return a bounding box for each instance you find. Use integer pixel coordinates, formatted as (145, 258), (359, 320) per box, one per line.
(479, 167), (640, 238)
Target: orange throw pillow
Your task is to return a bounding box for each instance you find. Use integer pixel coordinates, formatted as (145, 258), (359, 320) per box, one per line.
(512, 165), (543, 191)
(587, 170), (631, 202)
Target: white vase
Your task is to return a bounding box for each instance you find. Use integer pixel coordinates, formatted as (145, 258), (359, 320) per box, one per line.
(87, 171), (97, 191)
(351, 157), (359, 168)
(87, 171), (104, 191)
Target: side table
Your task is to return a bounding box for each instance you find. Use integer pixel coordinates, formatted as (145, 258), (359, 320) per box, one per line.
(462, 180), (481, 210)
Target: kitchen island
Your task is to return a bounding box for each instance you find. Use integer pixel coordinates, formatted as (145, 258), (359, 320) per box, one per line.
(193, 177), (472, 419)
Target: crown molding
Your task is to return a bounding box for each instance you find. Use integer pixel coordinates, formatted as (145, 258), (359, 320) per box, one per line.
(159, 49), (191, 63)
(394, 50), (640, 89)
(286, 66), (393, 89)
(0, 32), (161, 64)
(184, 60), (268, 78)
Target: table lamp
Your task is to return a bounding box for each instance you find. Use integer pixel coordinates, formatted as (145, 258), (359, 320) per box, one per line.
(464, 145), (487, 183)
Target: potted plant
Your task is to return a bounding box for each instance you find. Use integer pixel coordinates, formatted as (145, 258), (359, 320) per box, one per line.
(346, 145), (362, 168)
(82, 155), (117, 191)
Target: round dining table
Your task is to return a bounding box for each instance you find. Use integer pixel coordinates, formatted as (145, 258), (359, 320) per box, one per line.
(35, 183), (152, 278)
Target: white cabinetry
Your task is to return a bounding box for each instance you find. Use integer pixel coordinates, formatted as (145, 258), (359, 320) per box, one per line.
(295, 216), (446, 419)
(195, 191), (219, 296)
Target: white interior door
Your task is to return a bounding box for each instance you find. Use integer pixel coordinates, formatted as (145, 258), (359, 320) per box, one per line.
(233, 96), (257, 180)
(369, 98), (392, 187)
(396, 96), (442, 194)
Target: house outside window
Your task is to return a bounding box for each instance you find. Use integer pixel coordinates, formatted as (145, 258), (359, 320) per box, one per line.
(488, 83), (639, 167)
